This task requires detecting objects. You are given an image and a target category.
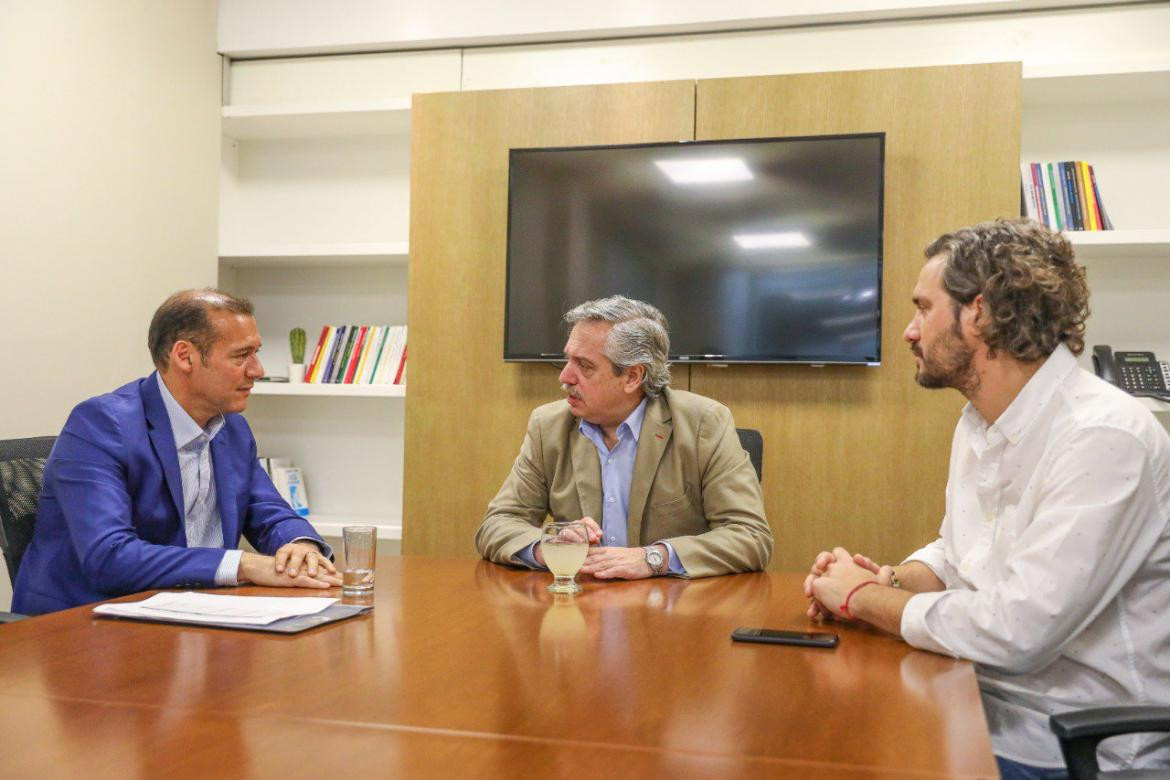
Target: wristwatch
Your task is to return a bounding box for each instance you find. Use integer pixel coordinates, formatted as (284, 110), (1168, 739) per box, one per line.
(643, 545), (667, 576)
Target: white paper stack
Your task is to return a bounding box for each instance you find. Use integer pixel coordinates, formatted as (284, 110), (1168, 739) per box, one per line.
(94, 592), (337, 626)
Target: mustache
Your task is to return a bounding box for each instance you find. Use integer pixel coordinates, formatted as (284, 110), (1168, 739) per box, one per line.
(910, 344), (923, 358)
(561, 383), (581, 400)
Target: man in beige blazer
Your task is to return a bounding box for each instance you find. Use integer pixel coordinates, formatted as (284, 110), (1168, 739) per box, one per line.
(475, 295), (772, 579)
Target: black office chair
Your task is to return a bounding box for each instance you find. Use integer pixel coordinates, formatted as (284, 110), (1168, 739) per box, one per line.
(736, 428), (763, 482)
(0, 436), (56, 623)
(1051, 707), (1170, 779)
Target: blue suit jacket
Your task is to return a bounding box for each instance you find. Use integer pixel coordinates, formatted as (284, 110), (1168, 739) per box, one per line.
(13, 375), (325, 615)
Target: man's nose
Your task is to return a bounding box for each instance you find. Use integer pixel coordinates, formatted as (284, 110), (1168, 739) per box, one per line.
(903, 317), (918, 344)
(558, 363), (573, 384)
(247, 354), (264, 376)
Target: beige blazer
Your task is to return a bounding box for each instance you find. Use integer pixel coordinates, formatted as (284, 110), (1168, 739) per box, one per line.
(475, 388), (772, 578)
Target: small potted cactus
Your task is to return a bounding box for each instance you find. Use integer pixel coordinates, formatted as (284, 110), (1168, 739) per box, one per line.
(288, 327), (307, 383)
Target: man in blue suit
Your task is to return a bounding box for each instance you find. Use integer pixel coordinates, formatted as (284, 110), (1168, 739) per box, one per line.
(14, 289), (340, 615)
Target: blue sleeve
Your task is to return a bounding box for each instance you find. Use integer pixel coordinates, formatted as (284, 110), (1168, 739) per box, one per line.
(514, 541), (544, 570)
(52, 403), (225, 592)
(662, 541), (687, 576)
(238, 439), (332, 559)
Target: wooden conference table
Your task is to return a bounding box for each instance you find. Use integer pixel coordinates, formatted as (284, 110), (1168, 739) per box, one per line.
(0, 557), (996, 778)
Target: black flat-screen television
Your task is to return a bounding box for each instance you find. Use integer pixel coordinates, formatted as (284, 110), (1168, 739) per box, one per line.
(504, 133), (884, 365)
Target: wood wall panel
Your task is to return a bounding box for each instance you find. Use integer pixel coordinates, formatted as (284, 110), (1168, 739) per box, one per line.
(404, 64), (1021, 569)
(404, 82), (696, 555)
(692, 64), (1021, 570)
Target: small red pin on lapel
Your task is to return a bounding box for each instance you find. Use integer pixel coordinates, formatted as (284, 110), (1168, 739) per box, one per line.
(655, 433), (664, 439)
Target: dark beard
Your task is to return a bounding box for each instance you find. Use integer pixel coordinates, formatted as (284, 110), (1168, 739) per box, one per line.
(914, 321), (980, 396)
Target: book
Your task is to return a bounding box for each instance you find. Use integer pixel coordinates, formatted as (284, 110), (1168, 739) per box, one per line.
(361, 326), (387, 384)
(303, 326), (330, 383)
(320, 325), (347, 383)
(272, 465), (310, 517)
(343, 325), (369, 384)
(376, 326), (406, 385)
(1078, 161), (1099, 230)
(331, 326), (358, 383)
(394, 344), (408, 385)
(1032, 164), (1049, 227)
(1044, 162), (1063, 231)
(1088, 164), (1114, 230)
(1061, 162), (1082, 231)
(353, 325), (378, 384)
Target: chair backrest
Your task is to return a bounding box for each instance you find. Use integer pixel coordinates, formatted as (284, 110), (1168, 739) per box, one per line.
(0, 436), (56, 583)
(736, 428), (763, 483)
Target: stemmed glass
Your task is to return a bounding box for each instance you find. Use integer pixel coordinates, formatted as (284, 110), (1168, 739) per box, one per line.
(540, 519), (589, 594)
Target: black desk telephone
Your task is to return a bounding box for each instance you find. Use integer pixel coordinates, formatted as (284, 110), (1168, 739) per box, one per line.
(1092, 345), (1170, 401)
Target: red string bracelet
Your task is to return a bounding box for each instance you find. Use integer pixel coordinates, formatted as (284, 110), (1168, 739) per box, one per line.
(840, 580), (879, 619)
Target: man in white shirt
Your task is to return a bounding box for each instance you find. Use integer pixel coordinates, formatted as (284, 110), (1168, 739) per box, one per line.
(803, 219), (1170, 778)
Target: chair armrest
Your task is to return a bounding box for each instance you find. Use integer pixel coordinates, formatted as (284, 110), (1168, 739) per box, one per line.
(1051, 706), (1170, 741)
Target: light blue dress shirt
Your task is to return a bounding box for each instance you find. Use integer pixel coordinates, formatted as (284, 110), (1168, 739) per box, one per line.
(156, 374), (241, 585)
(156, 375), (329, 585)
(517, 397), (684, 574)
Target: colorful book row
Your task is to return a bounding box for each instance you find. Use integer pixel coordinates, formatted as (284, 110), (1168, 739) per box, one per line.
(1020, 161), (1114, 232)
(304, 324), (407, 385)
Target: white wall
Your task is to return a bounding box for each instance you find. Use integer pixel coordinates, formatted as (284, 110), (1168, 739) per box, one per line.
(217, 0), (1136, 56)
(0, 1), (221, 607)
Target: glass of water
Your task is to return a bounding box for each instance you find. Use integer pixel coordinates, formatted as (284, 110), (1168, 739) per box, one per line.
(342, 525), (376, 595)
(540, 519), (589, 594)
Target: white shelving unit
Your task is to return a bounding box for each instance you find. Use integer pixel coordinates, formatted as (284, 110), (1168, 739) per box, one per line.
(251, 382), (406, 398)
(1022, 66), (1170, 422)
(218, 50), (461, 540)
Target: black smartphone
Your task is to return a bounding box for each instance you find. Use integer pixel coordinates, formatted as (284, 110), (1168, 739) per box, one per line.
(730, 627), (839, 648)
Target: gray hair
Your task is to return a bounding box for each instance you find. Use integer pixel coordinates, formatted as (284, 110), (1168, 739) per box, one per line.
(564, 295), (671, 397)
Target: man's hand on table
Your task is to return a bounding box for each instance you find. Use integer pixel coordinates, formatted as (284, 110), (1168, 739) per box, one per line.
(579, 544), (656, 580)
(532, 516), (603, 567)
(238, 545), (341, 588)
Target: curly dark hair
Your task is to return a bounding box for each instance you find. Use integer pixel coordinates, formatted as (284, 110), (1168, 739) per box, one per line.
(925, 219), (1090, 361)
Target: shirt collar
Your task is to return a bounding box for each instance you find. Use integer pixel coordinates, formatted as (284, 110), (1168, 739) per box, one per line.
(155, 372), (225, 450)
(961, 343), (1078, 447)
(579, 396), (649, 445)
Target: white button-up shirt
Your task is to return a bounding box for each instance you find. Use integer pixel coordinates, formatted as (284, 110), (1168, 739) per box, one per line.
(901, 345), (1170, 771)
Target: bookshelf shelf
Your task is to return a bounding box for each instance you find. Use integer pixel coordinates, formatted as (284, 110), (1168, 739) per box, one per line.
(309, 516), (403, 541)
(222, 101), (411, 139)
(1067, 230), (1170, 259)
(251, 383), (405, 398)
(219, 242), (409, 268)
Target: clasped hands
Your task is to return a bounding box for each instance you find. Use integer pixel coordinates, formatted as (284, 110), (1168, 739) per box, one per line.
(238, 541), (341, 589)
(533, 517), (658, 580)
(802, 546), (895, 620)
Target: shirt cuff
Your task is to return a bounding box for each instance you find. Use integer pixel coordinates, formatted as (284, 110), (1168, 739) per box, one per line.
(215, 549), (244, 586)
(292, 535), (334, 560)
(512, 541), (545, 570)
(660, 541), (687, 576)
(899, 590), (954, 656)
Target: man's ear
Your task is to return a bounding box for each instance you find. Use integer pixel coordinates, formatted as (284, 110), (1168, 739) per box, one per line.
(623, 364), (646, 394)
(960, 294), (986, 339)
(170, 340), (197, 375)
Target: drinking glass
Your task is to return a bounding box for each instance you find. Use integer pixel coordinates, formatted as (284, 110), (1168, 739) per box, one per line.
(342, 525), (376, 595)
(540, 519), (589, 594)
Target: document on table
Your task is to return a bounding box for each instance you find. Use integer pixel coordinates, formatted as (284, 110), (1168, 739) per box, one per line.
(94, 592), (338, 626)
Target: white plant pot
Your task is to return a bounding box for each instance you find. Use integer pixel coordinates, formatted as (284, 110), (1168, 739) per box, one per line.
(288, 363), (305, 383)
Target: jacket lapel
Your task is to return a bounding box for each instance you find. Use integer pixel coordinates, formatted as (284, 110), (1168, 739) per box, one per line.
(626, 393), (673, 547)
(570, 424), (602, 523)
(141, 373), (185, 528)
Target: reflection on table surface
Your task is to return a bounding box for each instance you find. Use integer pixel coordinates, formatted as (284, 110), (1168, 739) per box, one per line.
(0, 556), (997, 778)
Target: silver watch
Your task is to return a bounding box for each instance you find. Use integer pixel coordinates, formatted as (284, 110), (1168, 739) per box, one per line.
(643, 545), (666, 575)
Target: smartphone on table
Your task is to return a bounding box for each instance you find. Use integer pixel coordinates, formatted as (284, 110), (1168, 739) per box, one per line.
(730, 627), (839, 648)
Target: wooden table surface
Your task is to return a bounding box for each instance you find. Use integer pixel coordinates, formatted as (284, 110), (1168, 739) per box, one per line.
(0, 557), (996, 778)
